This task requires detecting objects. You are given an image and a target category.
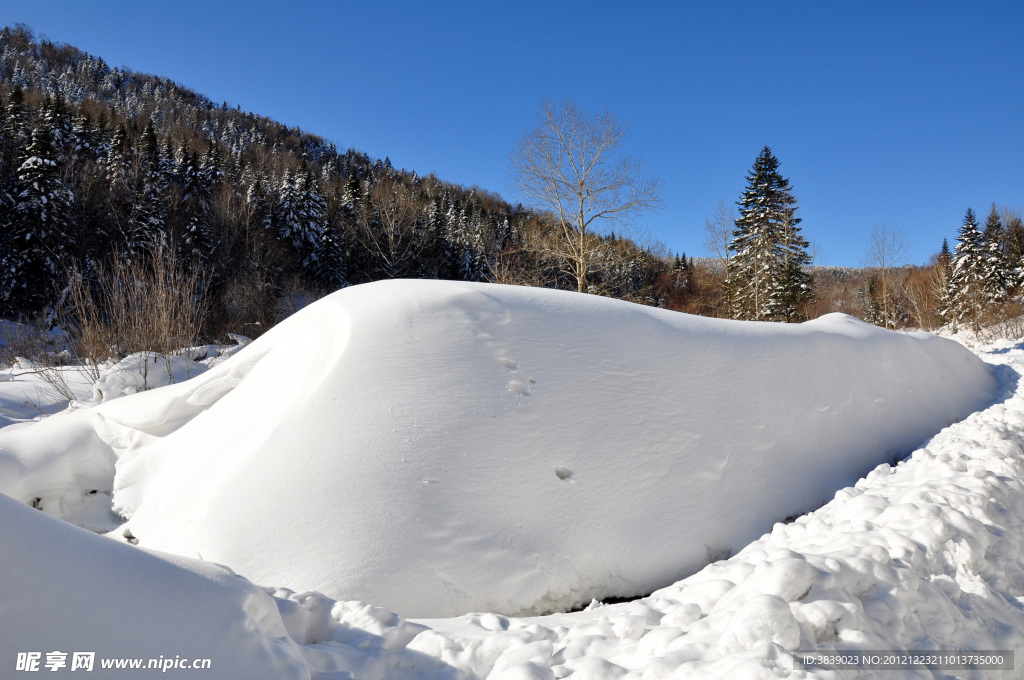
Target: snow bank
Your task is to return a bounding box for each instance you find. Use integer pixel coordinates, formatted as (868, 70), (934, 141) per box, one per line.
(0, 492), (308, 678)
(0, 341), (245, 516)
(98, 280), (994, 617)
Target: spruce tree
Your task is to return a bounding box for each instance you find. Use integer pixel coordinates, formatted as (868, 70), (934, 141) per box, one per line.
(1, 85), (27, 178)
(2, 119), (75, 314)
(313, 222), (347, 291)
(982, 204), (1008, 300)
(456, 204), (487, 282)
(1005, 212), (1024, 285)
(725, 146), (812, 321)
(936, 238), (953, 325)
(945, 208), (989, 332)
(177, 146), (215, 270)
(296, 171), (328, 271)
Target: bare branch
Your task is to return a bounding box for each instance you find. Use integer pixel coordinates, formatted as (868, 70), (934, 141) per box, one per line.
(509, 97), (663, 292)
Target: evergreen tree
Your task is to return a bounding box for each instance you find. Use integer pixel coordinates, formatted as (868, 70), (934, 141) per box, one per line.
(945, 208), (989, 331)
(859, 275), (884, 326)
(126, 121), (167, 258)
(1, 85), (27, 176)
(274, 169), (301, 246)
(313, 222), (346, 291)
(69, 113), (97, 163)
(158, 136), (176, 182)
(936, 238), (953, 325)
(982, 204), (1008, 300)
(725, 146), (812, 321)
(296, 171), (328, 271)
(939, 237), (952, 266)
(199, 139), (224, 189)
(1005, 212), (1024, 284)
(2, 119), (75, 314)
(274, 169), (328, 276)
(176, 145), (215, 269)
(456, 204), (487, 282)
(105, 123), (130, 189)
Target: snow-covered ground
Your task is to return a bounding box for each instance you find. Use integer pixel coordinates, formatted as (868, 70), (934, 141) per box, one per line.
(1, 281), (1022, 679)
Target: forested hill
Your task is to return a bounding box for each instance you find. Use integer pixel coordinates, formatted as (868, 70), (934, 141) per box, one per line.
(0, 24), (666, 333)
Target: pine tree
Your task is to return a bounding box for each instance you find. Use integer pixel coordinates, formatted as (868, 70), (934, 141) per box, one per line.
(313, 222), (347, 291)
(945, 208), (989, 332)
(2, 119), (75, 314)
(982, 204), (1008, 300)
(126, 121), (167, 258)
(69, 113), (96, 162)
(296, 171), (328, 271)
(1005, 212), (1024, 285)
(936, 238), (953, 324)
(275, 168), (301, 249)
(105, 123), (130, 189)
(176, 145), (215, 269)
(1, 85), (27, 178)
(860, 275), (884, 326)
(274, 169), (328, 276)
(456, 204), (487, 282)
(158, 136), (176, 181)
(725, 146), (812, 321)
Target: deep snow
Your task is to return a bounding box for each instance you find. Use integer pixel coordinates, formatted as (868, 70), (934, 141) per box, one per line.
(0, 281), (1021, 679)
(0, 280), (996, 618)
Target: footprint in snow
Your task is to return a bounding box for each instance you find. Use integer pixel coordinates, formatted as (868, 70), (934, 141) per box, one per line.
(497, 357), (519, 371)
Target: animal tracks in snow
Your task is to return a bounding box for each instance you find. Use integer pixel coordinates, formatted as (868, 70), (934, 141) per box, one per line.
(497, 356), (535, 396)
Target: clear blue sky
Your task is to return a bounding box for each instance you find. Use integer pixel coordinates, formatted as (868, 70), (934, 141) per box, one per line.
(3, 1), (1022, 266)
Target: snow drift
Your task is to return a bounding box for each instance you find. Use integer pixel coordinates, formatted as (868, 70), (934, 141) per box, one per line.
(95, 280), (994, 617)
(0, 281), (996, 618)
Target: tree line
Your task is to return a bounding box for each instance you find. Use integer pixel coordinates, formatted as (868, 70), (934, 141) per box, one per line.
(1, 24), (1020, 345)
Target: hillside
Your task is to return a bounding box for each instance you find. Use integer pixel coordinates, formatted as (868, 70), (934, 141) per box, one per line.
(0, 24), (665, 334)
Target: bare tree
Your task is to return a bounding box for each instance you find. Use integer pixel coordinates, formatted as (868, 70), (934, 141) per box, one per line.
(354, 178), (425, 279)
(509, 97), (663, 293)
(702, 200), (735, 269)
(865, 223), (910, 329)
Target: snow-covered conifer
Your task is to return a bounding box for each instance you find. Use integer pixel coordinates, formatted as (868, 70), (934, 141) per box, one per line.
(945, 208), (990, 331)
(725, 147), (812, 321)
(1, 118), (75, 314)
(982, 204), (1008, 301)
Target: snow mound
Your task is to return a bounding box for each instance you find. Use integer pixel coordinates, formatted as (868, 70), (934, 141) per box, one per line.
(101, 280), (995, 617)
(0, 280), (993, 619)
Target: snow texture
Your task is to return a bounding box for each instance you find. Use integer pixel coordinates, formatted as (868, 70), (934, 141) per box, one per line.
(0, 280), (995, 620)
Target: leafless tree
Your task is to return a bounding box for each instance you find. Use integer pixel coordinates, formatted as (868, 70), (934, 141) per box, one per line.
(509, 97), (663, 293)
(354, 178), (425, 279)
(702, 200), (735, 268)
(865, 223), (910, 329)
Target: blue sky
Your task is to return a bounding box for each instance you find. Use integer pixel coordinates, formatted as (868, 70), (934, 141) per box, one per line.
(3, 1), (1022, 266)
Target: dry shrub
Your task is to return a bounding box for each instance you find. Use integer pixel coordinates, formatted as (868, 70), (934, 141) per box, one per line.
(977, 301), (1024, 342)
(61, 246), (208, 385)
(208, 267), (282, 339)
